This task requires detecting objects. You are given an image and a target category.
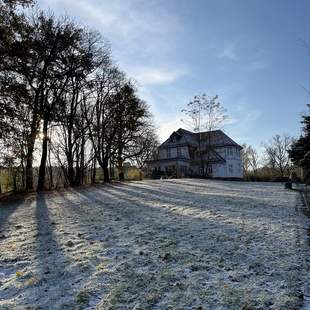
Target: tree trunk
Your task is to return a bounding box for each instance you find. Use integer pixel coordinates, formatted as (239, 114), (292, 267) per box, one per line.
(103, 166), (110, 183)
(67, 123), (76, 186)
(80, 135), (85, 185)
(37, 117), (49, 191)
(25, 157), (34, 190)
(13, 173), (17, 192)
(25, 102), (40, 191)
(102, 160), (110, 183)
(91, 156), (96, 184)
(21, 159), (25, 190)
(48, 146), (53, 189)
(67, 156), (75, 186)
(118, 157), (124, 181)
(198, 133), (204, 176)
(25, 131), (36, 191)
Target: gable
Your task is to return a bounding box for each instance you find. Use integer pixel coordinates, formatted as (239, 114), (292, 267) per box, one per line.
(159, 130), (191, 149)
(199, 130), (242, 149)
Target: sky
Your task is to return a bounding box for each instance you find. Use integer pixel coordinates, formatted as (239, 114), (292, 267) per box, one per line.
(38, 0), (310, 151)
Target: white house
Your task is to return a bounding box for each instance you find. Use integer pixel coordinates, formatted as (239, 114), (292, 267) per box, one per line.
(148, 128), (243, 179)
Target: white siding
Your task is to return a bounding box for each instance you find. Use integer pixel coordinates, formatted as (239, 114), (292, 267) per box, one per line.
(152, 131), (243, 179)
(211, 147), (243, 178)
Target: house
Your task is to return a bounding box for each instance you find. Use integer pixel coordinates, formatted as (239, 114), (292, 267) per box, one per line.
(148, 128), (243, 179)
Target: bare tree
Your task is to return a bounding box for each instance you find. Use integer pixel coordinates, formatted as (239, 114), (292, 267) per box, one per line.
(263, 134), (292, 177)
(241, 143), (250, 176)
(181, 93), (227, 175)
(54, 30), (107, 186)
(248, 146), (260, 174)
(84, 66), (124, 183)
(126, 123), (159, 169)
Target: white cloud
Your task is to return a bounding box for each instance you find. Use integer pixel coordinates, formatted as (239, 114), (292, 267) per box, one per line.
(38, 0), (265, 150)
(129, 67), (187, 86)
(40, 0), (179, 45)
(39, 0), (185, 84)
(223, 116), (238, 125)
(157, 117), (185, 142)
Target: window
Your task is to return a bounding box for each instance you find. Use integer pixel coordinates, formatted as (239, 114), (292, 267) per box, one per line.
(166, 165), (176, 175)
(229, 164), (233, 174)
(227, 148), (233, 157)
(177, 147), (182, 157)
(207, 166), (213, 175)
(166, 148), (171, 158)
(180, 165), (187, 173)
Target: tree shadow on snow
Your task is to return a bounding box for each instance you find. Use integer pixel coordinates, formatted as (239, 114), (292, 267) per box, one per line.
(0, 194), (26, 231)
(49, 183), (307, 309)
(26, 193), (80, 308)
(117, 182), (288, 224)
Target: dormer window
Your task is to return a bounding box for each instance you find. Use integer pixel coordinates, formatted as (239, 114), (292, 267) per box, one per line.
(170, 132), (180, 143)
(170, 135), (177, 142)
(227, 148), (233, 156)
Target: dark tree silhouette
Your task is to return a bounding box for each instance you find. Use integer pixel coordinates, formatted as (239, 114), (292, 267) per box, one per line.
(0, 1), (157, 191)
(289, 104), (310, 181)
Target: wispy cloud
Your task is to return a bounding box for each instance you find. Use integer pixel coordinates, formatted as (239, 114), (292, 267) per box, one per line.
(156, 106), (262, 144)
(157, 116), (185, 142)
(225, 101), (262, 145)
(41, 0), (179, 45)
(39, 0), (187, 114)
(129, 67), (187, 86)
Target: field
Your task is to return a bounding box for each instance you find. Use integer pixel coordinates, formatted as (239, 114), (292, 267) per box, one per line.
(0, 179), (309, 309)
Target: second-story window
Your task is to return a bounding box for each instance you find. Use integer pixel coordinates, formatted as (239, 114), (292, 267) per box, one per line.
(177, 147), (181, 157)
(226, 148), (233, 157)
(166, 148), (171, 158)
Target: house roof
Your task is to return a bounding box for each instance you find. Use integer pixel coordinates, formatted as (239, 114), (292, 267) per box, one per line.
(159, 128), (242, 149)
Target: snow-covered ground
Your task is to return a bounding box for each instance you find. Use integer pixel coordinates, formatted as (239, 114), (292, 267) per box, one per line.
(0, 179), (309, 309)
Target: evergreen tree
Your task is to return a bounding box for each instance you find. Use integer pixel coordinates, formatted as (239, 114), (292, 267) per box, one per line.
(289, 104), (310, 181)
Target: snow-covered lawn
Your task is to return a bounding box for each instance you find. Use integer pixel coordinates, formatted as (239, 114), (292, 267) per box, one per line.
(0, 179), (309, 309)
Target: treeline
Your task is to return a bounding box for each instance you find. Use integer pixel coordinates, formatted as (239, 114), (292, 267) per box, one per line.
(243, 103), (310, 183)
(0, 0), (158, 192)
(242, 134), (302, 182)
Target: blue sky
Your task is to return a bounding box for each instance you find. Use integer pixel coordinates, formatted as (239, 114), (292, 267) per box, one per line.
(39, 0), (310, 150)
